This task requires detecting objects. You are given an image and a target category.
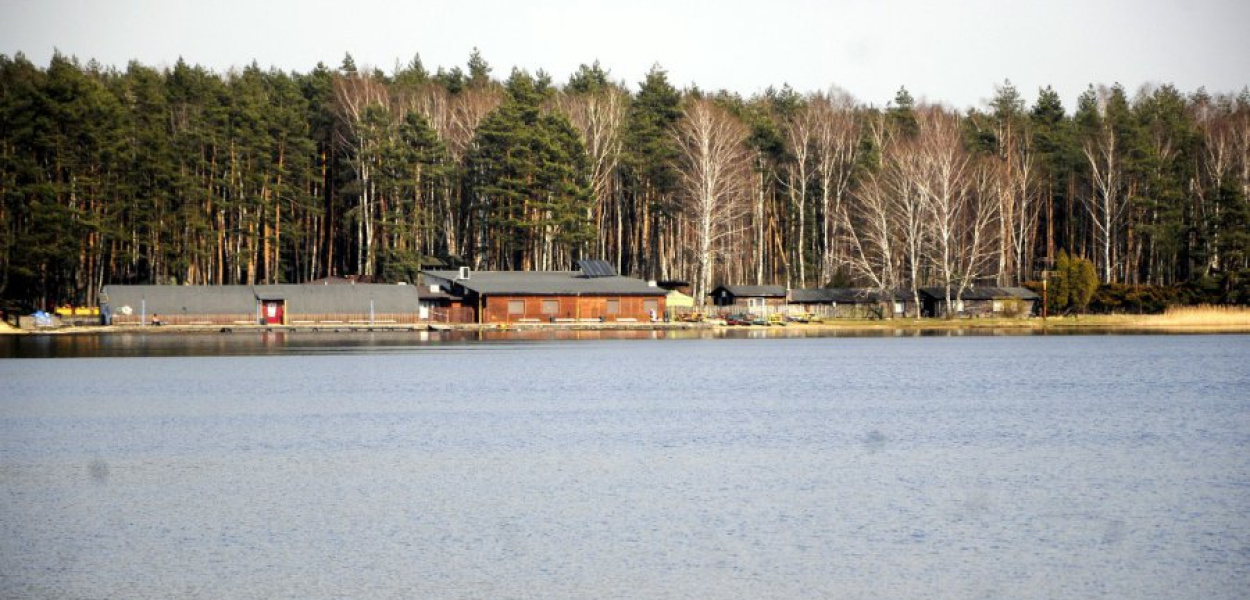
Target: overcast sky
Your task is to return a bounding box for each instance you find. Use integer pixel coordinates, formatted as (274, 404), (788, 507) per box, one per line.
(4, 0), (1248, 110)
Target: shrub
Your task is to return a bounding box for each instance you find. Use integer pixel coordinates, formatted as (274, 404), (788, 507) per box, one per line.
(1042, 250), (1100, 314)
(1091, 283), (1176, 314)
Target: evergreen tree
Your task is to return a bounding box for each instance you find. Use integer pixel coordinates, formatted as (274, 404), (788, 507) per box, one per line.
(393, 54), (428, 88)
(621, 65), (682, 277)
(1133, 85), (1196, 284)
(887, 86), (918, 137)
(466, 48), (491, 87)
(433, 66), (465, 95)
(1048, 250), (1099, 314)
(1, 52), (1248, 310)
(1033, 85), (1083, 259)
(339, 53), (357, 75)
(467, 70), (592, 269)
(566, 61), (612, 94)
(378, 109), (450, 282)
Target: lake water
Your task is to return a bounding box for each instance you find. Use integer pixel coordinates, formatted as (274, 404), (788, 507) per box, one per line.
(2, 332), (1248, 599)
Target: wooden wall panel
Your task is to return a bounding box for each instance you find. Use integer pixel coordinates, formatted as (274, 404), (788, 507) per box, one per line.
(479, 295), (666, 323)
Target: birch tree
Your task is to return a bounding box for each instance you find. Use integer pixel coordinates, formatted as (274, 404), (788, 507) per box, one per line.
(779, 104), (815, 287)
(332, 70), (389, 276)
(1077, 85), (1132, 283)
(985, 81), (1039, 285)
(554, 67), (627, 262)
(908, 108), (998, 316)
(673, 97), (752, 304)
(839, 168), (898, 295)
(809, 89), (862, 284)
(838, 113), (906, 305)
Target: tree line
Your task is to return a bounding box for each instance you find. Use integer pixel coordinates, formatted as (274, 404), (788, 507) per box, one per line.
(1, 50), (1246, 311)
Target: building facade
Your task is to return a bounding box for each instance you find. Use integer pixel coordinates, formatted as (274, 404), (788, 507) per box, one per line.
(99, 283), (424, 325)
(423, 264), (667, 324)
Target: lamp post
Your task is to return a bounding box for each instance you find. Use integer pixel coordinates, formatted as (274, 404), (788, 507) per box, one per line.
(1036, 257), (1054, 323)
(1042, 276), (1048, 321)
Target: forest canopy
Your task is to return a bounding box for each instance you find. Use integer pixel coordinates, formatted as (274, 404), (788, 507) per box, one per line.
(1, 50), (1247, 309)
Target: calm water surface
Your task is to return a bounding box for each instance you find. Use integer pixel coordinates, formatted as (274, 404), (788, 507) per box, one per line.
(2, 333), (1248, 599)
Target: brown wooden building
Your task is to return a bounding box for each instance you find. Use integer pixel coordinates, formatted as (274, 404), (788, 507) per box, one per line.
(423, 262), (667, 324)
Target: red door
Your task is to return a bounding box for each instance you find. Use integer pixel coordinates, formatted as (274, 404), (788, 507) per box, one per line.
(264, 301), (284, 325)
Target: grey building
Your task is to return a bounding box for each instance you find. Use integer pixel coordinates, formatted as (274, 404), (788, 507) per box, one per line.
(919, 286), (1041, 318)
(99, 283), (423, 325)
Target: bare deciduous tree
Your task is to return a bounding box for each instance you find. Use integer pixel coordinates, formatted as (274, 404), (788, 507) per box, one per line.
(838, 114), (902, 302)
(961, 159), (1007, 295)
(780, 101), (814, 287)
(553, 86), (627, 261)
(809, 89), (862, 285)
(1006, 131), (1039, 285)
(909, 108), (999, 316)
(673, 98), (753, 304)
(989, 127), (1039, 285)
(1082, 88), (1130, 283)
(332, 71), (390, 276)
(839, 167), (898, 294)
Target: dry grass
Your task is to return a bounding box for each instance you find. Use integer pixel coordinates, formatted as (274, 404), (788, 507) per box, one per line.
(1146, 305), (1250, 327)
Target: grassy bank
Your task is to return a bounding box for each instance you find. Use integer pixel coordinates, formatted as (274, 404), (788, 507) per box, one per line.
(788, 306), (1250, 332)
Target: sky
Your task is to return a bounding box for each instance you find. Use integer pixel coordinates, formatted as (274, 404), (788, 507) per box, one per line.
(3, 0), (1248, 110)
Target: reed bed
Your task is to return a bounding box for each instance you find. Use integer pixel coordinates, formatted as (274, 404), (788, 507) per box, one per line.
(1147, 305), (1250, 327)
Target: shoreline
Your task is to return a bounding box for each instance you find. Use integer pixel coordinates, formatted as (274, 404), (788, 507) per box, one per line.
(5, 314), (1250, 336)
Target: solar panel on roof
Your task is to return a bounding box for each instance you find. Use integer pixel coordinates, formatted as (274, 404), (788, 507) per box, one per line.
(577, 259), (616, 278)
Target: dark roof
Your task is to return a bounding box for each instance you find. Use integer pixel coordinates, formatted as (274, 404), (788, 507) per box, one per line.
(418, 288), (457, 301)
(100, 284), (421, 314)
(424, 270), (665, 296)
(712, 285), (788, 298)
(100, 285), (256, 315)
(788, 288), (917, 304)
(919, 286), (1041, 301)
(789, 288), (881, 304)
(576, 259), (617, 278)
(414, 275), (458, 301)
(255, 284), (419, 313)
(421, 255), (450, 269)
(305, 276), (356, 285)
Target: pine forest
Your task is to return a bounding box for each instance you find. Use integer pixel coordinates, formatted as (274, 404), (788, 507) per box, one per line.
(1, 50), (1247, 311)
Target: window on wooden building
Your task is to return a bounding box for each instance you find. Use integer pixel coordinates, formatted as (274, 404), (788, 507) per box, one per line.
(542, 299), (559, 315)
(606, 299), (620, 314)
(508, 300), (525, 315)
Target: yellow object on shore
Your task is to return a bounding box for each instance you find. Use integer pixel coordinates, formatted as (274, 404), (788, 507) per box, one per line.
(55, 306), (100, 316)
(666, 290), (694, 308)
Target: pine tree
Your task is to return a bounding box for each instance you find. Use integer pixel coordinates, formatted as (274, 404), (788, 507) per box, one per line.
(888, 86), (918, 137)
(566, 61), (612, 94)
(467, 70), (592, 270)
(622, 65), (681, 277)
(466, 48), (492, 87)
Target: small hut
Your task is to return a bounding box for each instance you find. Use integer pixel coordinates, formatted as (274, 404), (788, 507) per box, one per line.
(919, 286), (1040, 318)
(709, 285), (788, 314)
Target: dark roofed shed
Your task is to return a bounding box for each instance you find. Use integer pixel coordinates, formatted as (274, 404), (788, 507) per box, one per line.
(101, 285), (256, 323)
